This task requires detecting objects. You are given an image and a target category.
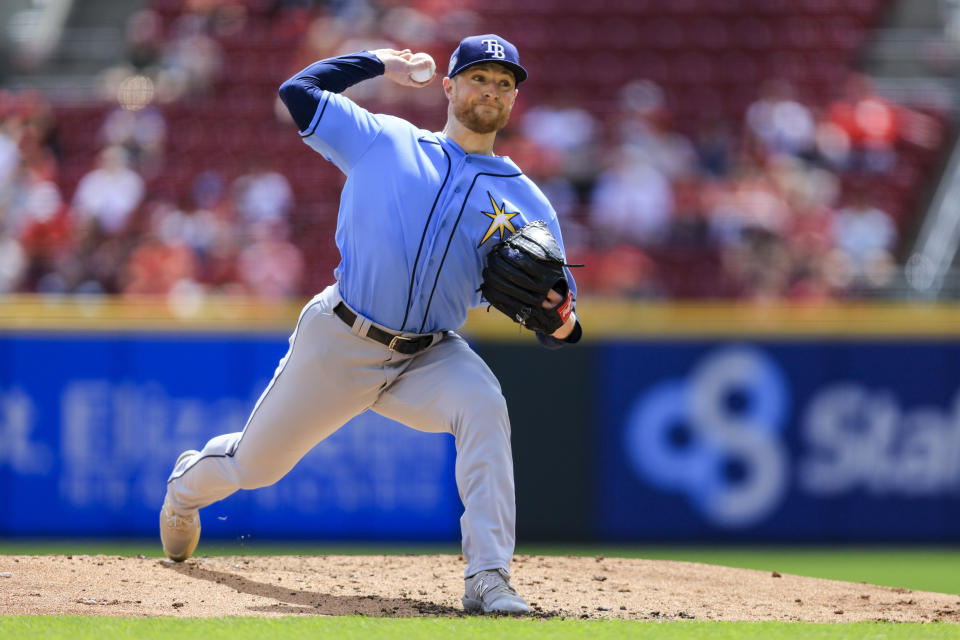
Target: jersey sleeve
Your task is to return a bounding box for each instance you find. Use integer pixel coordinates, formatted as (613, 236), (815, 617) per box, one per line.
(278, 52), (386, 174)
(298, 92), (383, 173)
(539, 205), (579, 303)
(529, 186), (583, 348)
(536, 319), (582, 348)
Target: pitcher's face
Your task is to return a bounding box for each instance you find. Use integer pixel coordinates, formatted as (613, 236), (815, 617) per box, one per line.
(444, 63), (518, 134)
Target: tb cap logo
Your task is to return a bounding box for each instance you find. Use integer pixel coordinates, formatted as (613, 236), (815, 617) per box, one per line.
(481, 39), (506, 59)
(446, 34), (528, 84)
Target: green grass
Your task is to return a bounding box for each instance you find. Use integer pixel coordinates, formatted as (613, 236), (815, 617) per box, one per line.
(1, 617), (959, 640)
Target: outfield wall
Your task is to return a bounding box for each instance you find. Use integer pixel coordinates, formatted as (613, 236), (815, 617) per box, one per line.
(1, 296), (959, 542)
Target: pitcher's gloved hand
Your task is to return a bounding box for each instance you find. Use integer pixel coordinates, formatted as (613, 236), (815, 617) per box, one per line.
(479, 220), (575, 334)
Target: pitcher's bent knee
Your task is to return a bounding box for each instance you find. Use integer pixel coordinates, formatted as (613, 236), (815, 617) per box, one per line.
(235, 464), (289, 490)
(453, 390), (510, 439)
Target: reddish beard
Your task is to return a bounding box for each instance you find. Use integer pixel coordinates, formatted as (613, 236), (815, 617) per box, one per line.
(454, 98), (511, 134)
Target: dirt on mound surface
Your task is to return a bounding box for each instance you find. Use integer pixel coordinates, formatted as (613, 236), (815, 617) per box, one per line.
(1, 553), (959, 622)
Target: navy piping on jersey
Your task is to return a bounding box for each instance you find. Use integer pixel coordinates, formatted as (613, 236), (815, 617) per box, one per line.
(401, 138), (451, 333)
(299, 92), (331, 139)
(419, 170), (522, 333)
(166, 297), (325, 484)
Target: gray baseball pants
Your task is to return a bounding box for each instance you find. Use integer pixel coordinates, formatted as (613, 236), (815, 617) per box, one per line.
(164, 284), (516, 577)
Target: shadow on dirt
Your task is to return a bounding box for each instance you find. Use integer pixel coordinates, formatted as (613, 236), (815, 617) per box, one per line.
(164, 561), (469, 618)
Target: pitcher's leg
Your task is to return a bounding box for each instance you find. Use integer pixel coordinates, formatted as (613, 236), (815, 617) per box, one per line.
(165, 291), (387, 514)
(372, 333), (516, 578)
(452, 392), (516, 578)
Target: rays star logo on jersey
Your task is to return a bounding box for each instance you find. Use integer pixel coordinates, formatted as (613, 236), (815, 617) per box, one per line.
(478, 192), (519, 247)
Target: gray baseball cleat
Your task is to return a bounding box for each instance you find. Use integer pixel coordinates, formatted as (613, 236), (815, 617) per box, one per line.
(159, 450), (201, 562)
(462, 568), (531, 614)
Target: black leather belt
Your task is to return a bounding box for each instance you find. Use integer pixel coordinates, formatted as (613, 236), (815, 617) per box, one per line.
(334, 302), (435, 355)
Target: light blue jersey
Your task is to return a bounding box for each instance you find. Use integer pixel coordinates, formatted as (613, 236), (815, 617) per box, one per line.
(299, 90), (578, 334)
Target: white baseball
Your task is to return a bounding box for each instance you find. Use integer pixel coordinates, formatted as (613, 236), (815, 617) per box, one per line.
(409, 53), (436, 83)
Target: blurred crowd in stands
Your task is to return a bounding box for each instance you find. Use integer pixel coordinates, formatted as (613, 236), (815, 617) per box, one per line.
(561, 71), (934, 300)
(0, 0), (949, 302)
(0, 89), (303, 299)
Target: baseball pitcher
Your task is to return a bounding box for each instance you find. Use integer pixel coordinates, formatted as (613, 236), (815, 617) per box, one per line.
(159, 34), (582, 615)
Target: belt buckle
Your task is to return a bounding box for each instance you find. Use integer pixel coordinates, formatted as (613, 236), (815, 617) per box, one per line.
(388, 335), (403, 352)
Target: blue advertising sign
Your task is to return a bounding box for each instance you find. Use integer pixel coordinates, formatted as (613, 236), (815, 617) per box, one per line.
(598, 341), (960, 542)
(0, 333), (460, 540)
(7, 328), (960, 543)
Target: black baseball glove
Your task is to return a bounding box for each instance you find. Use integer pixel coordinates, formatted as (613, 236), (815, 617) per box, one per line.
(480, 220), (577, 334)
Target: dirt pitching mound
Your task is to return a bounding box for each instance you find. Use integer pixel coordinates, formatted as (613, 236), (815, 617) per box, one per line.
(2, 553), (959, 622)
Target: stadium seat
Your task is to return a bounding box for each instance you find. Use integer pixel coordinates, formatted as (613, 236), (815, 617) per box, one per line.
(42, 0), (926, 300)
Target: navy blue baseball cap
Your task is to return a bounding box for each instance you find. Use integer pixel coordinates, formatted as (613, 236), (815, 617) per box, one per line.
(447, 34), (528, 84)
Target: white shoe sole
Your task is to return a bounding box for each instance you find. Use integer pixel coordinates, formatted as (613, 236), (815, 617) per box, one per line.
(162, 521), (200, 563)
(161, 450), (202, 562)
(462, 596), (530, 614)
